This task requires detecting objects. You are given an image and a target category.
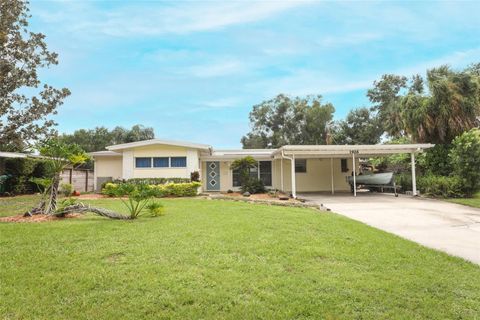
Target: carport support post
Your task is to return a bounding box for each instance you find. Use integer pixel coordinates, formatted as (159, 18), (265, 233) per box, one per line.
(291, 154), (296, 199)
(330, 158), (334, 195)
(411, 152), (417, 196)
(352, 152), (357, 197)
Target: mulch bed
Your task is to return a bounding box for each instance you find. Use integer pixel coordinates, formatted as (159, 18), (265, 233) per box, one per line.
(0, 213), (81, 223)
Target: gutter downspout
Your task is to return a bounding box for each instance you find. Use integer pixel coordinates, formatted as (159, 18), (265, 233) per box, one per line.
(281, 149), (296, 199)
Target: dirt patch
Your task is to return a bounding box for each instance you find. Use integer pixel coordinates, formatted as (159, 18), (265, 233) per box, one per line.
(220, 192), (297, 202)
(0, 213), (81, 223)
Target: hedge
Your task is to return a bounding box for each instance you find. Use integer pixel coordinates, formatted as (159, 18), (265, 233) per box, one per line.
(103, 181), (201, 198)
(417, 175), (465, 198)
(113, 178), (191, 185)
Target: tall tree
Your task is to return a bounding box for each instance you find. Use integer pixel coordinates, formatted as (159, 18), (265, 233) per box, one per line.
(0, 0), (70, 151)
(367, 74), (407, 138)
(59, 124), (155, 152)
(241, 94), (335, 148)
(333, 107), (383, 145)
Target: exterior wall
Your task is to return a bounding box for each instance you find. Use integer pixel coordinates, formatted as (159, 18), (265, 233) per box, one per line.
(95, 157), (123, 179)
(130, 145), (199, 179)
(94, 156), (123, 191)
(273, 157), (358, 193)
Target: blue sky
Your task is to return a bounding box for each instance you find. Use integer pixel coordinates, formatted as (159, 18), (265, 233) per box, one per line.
(30, 0), (480, 148)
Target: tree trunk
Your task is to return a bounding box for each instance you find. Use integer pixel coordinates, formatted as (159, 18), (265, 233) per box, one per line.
(55, 203), (131, 220)
(44, 173), (60, 215)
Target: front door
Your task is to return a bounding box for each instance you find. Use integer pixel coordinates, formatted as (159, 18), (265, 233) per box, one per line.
(206, 161), (220, 191)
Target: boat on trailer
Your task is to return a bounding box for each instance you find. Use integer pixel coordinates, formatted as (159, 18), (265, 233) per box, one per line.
(347, 172), (398, 196)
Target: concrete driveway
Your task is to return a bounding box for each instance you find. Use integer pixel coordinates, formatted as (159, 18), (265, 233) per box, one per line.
(299, 192), (480, 264)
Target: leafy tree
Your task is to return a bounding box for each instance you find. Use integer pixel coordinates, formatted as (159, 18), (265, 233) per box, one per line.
(59, 124), (155, 152)
(0, 0), (70, 151)
(28, 139), (89, 215)
(241, 94), (335, 148)
(333, 107), (383, 145)
(449, 128), (480, 196)
(367, 74), (408, 137)
(368, 65), (480, 144)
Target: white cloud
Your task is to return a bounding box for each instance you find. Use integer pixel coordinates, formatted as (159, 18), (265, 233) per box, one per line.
(37, 1), (312, 37)
(184, 59), (245, 78)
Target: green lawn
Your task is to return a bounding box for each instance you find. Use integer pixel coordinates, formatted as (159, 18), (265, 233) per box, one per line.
(447, 193), (480, 209)
(1, 196), (480, 319)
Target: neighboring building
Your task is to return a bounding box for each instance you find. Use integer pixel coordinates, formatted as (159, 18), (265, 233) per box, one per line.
(91, 139), (434, 197)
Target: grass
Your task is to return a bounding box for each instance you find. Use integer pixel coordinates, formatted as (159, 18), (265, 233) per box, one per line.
(447, 192), (480, 209)
(1, 196), (480, 319)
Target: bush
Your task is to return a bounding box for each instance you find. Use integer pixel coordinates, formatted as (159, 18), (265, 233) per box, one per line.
(60, 183), (73, 197)
(241, 178), (265, 194)
(449, 128), (480, 196)
(4, 158), (51, 194)
(102, 181), (201, 198)
(395, 172), (412, 192)
(120, 178), (191, 185)
(422, 144), (453, 176)
(146, 201), (165, 217)
(190, 171), (200, 182)
(417, 175), (464, 198)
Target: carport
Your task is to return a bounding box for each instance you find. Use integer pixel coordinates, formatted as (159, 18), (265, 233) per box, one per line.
(273, 144), (434, 198)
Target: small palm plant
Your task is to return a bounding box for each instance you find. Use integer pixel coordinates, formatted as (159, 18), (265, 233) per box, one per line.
(115, 184), (157, 219)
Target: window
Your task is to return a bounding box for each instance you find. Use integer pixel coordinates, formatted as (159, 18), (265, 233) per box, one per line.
(135, 157), (151, 168)
(341, 159), (349, 172)
(232, 161), (272, 187)
(259, 161), (272, 186)
(295, 159), (307, 173)
(170, 157), (187, 167)
(153, 157), (169, 168)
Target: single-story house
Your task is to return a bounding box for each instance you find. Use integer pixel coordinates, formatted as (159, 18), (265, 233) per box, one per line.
(91, 139), (434, 197)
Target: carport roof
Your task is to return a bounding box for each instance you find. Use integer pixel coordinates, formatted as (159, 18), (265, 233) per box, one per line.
(273, 144), (434, 158)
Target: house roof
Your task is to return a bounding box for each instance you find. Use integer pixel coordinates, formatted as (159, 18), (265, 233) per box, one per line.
(105, 139), (212, 152)
(89, 150), (122, 157)
(0, 151), (28, 159)
(274, 144), (434, 158)
(200, 149), (274, 160)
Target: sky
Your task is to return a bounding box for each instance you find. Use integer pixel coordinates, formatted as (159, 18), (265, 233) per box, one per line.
(30, 0), (480, 148)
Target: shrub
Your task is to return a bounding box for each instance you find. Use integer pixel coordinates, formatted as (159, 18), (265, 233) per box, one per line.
(241, 178), (265, 194)
(146, 201), (165, 217)
(190, 171), (200, 182)
(60, 183), (73, 197)
(102, 181), (201, 198)
(417, 175), (464, 198)
(395, 172), (412, 192)
(121, 178), (191, 185)
(449, 128), (480, 196)
(119, 184), (157, 219)
(422, 144), (453, 176)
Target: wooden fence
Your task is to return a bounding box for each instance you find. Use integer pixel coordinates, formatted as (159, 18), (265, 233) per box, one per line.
(60, 168), (94, 193)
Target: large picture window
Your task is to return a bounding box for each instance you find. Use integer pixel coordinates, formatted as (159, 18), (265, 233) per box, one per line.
(135, 157), (151, 168)
(232, 160), (272, 187)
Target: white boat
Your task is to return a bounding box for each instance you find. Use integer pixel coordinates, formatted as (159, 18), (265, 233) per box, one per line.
(347, 172), (394, 186)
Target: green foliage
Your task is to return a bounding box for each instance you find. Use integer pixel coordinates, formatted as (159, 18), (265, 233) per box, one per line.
(145, 201), (165, 217)
(241, 94), (335, 148)
(112, 184), (158, 219)
(394, 172), (412, 192)
(422, 144), (453, 176)
(4, 158), (50, 194)
(56, 198), (78, 212)
(38, 139), (89, 172)
(121, 177), (191, 185)
(333, 107), (383, 145)
(102, 182), (201, 198)
(29, 177), (52, 193)
(417, 175), (464, 198)
(58, 124), (155, 153)
(241, 178), (265, 194)
(368, 65), (480, 143)
(0, 0), (70, 151)
(60, 183), (73, 197)
(449, 128), (480, 196)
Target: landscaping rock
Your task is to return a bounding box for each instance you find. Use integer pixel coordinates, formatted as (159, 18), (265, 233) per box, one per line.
(243, 192), (251, 197)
